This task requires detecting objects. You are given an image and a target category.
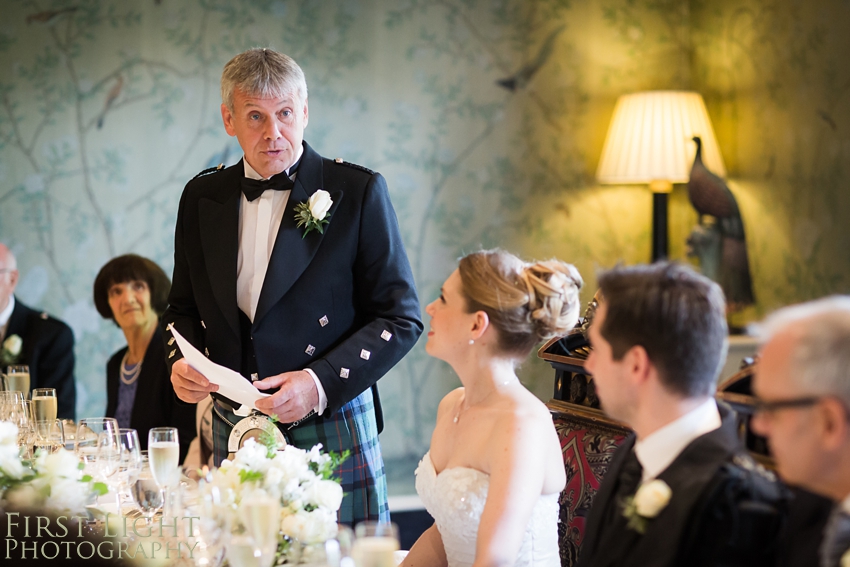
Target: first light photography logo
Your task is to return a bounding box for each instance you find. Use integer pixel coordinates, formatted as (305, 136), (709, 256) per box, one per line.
(4, 512), (201, 561)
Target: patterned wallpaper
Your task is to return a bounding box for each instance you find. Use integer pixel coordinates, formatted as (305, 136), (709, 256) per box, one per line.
(1, 0), (848, 493)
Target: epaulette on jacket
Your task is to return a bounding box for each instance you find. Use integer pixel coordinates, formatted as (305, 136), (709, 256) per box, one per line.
(193, 163), (225, 179)
(331, 157), (374, 175)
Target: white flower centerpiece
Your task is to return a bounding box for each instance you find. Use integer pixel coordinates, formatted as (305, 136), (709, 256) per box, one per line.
(207, 431), (348, 562)
(0, 421), (109, 515)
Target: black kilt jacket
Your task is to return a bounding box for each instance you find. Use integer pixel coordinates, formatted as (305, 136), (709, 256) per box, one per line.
(161, 140), (422, 433)
(577, 403), (788, 567)
(5, 297), (75, 419)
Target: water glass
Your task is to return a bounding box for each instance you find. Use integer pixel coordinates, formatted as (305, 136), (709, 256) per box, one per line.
(116, 429), (142, 497)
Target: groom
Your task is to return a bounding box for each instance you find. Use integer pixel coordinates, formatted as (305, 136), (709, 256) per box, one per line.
(163, 48), (422, 524)
(578, 262), (787, 567)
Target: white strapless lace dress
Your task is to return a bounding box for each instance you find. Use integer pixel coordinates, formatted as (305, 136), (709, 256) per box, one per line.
(413, 451), (560, 567)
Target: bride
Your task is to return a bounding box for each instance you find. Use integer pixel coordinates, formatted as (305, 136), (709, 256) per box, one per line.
(401, 249), (582, 567)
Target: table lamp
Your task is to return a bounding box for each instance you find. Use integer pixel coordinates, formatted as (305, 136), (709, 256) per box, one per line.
(596, 91), (726, 261)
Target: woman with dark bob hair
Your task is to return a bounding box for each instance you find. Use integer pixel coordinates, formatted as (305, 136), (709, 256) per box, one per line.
(93, 254), (195, 462)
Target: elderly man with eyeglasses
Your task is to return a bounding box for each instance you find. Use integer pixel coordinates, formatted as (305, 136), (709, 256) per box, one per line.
(753, 296), (850, 567)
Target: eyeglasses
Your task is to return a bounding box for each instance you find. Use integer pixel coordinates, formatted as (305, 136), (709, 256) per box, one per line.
(752, 396), (822, 414)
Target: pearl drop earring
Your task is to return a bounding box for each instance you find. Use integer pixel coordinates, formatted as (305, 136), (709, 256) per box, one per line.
(469, 339), (475, 345)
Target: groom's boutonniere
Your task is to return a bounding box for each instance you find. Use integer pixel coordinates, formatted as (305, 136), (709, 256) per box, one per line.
(622, 479), (672, 534)
(0, 334), (23, 365)
(295, 190), (333, 238)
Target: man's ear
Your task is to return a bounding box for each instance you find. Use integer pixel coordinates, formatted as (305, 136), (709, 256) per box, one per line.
(471, 310), (490, 340)
(8, 269), (18, 293)
(623, 344), (652, 386)
(221, 103), (236, 137)
(820, 398), (850, 451)
(302, 98), (309, 128)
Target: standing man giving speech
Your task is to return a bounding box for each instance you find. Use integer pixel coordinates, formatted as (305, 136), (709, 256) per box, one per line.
(163, 48), (422, 523)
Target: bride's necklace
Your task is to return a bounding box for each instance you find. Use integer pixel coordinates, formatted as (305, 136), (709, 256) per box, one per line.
(453, 379), (517, 424)
(120, 351), (143, 385)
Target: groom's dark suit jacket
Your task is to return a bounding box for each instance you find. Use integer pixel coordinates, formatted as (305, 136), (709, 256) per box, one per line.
(162, 141), (422, 430)
(577, 403), (787, 567)
(5, 297), (75, 419)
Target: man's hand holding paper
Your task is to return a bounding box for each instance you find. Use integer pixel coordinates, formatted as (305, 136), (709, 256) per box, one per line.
(254, 371), (319, 423)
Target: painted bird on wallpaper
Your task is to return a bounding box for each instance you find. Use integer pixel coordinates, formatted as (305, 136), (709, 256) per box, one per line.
(496, 25), (565, 92)
(687, 136), (755, 310)
(96, 75), (124, 130)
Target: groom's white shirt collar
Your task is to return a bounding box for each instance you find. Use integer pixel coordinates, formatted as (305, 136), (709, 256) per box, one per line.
(634, 397), (722, 482)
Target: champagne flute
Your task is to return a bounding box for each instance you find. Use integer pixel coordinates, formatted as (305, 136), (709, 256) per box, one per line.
(76, 417), (119, 472)
(352, 522), (400, 567)
(148, 427), (180, 489)
(32, 388), (57, 422)
(4, 365), (30, 398)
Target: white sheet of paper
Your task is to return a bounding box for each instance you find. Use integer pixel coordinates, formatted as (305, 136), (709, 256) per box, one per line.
(168, 324), (269, 414)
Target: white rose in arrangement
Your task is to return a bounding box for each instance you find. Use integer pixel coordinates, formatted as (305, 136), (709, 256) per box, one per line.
(3, 334), (22, 356)
(280, 508), (338, 544)
(0, 445), (26, 479)
(0, 421), (19, 447)
(303, 479), (344, 512)
(234, 439), (272, 472)
(633, 479), (672, 518)
(35, 447), (81, 480)
(308, 190), (333, 221)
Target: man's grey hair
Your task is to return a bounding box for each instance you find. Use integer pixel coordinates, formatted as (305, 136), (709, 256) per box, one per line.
(221, 48), (308, 111)
(758, 296), (850, 406)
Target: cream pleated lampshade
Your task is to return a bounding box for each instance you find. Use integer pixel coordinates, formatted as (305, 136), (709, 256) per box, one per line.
(597, 91), (726, 185)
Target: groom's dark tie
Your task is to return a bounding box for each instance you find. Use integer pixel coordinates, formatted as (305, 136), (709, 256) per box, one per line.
(241, 171), (295, 202)
(820, 507), (850, 567)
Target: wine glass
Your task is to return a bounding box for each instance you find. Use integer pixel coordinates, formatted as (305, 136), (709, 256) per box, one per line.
(147, 427), (180, 489)
(352, 522), (400, 567)
(4, 365), (30, 398)
(132, 453), (164, 523)
(32, 388), (58, 422)
(116, 429), (142, 500)
(0, 391), (24, 422)
(33, 419), (65, 454)
(75, 417), (119, 472)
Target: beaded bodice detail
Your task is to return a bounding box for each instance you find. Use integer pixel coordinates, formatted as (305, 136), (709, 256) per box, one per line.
(414, 452), (560, 567)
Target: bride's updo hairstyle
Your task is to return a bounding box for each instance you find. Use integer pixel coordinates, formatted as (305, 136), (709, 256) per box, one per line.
(458, 249), (583, 357)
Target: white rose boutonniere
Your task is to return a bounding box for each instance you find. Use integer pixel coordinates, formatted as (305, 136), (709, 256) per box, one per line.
(1, 334), (22, 365)
(622, 479), (672, 534)
(295, 190), (333, 238)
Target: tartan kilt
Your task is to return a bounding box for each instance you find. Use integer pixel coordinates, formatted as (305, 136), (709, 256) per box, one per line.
(211, 388), (389, 526)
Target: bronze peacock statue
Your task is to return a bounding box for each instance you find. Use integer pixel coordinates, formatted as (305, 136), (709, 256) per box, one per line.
(687, 136), (755, 309)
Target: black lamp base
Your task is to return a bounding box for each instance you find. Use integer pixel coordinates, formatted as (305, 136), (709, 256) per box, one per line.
(651, 191), (668, 262)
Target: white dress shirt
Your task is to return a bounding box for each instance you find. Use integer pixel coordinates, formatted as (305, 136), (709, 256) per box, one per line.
(634, 397), (722, 482)
(237, 150), (328, 415)
(0, 295), (15, 343)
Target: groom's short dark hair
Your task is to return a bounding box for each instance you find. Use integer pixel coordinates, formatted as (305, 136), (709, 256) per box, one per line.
(597, 262), (727, 397)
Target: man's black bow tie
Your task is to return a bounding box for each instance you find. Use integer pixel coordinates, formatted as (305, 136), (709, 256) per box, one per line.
(241, 171), (295, 202)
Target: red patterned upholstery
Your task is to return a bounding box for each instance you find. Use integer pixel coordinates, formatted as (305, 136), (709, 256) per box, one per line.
(549, 400), (630, 567)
